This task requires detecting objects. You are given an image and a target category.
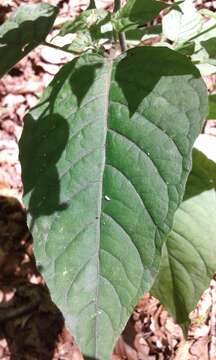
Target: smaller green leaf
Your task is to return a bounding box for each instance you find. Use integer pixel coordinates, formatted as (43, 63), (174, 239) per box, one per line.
(59, 9), (110, 37)
(112, 0), (181, 32)
(176, 41), (195, 56)
(58, 9), (111, 53)
(0, 3), (58, 78)
(192, 19), (216, 75)
(163, 0), (203, 44)
(121, 25), (162, 44)
(138, 24), (162, 35)
(201, 37), (216, 59)
(208, 94), (216, 119)
(151, 149), (216, 332)
(63, 31), (94, 54)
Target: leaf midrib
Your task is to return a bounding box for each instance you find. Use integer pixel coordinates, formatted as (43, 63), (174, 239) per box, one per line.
(95, 58), (113, 357)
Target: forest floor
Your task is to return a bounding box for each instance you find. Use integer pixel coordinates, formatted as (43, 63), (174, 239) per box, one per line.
(0, 0), (216, 359)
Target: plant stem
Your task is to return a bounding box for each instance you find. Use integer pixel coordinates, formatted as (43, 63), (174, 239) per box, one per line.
(42, 41), (77, 55)
(88, 0), (96, 9)
(114, 0), (127, 52)
(118, 32), (127, 52)
(114, 0), (121, 12)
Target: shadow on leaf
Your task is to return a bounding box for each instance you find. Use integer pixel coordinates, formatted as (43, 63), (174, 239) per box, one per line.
(115, 47), (200, 117)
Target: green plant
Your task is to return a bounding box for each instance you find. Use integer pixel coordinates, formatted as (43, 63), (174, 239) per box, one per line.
(0, 1), (215, 359)
(152, 148), (216, 333)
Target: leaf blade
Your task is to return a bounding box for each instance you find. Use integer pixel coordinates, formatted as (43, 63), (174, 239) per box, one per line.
(151, 149), (216, 331)
(0, 3), (57, 78)
(162, 0), (203, 44)
(112, 0), (180, 32)
(19, 47), (208, 360)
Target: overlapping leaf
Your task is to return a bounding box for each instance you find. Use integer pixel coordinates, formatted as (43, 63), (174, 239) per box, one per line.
(58, 9), (111, 54)
(59, 9), (110, 37)
(162, 0), (203, 44)
(191, 18), (216, 75)
(19, 47), (207, 360)
(0, 3), (57, 78)
(113, 0), (181, 32)
(152, 149), (216, 331)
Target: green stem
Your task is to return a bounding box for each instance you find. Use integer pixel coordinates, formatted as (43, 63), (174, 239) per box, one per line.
(42, 41), (78, 55)
(118, 32), (127, 52)
(114, 0), (127, 52)
(88, 0), (96, 9)
(114, 0), (121, 12)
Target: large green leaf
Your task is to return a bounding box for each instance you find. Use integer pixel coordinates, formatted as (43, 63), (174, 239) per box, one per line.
(19, 47), (207, 360)
(112, 0), (181, 32)
(0, 3), (58, 78)
(151, 149), (216, 331)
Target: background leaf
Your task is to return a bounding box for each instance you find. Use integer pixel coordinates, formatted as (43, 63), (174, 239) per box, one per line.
(176, 41), (195, 56)
(112, 0), (180, 32)
(208, 94), (216, 119)
(19, 47), (207, 360)
(63, 31), (94, 54)
(59, 9), (110, 37)
(151, 149), (216, 332)
(59, 9), (111, 54)
(162, 0), (203, 44)
(201, 37), (216, 59)
(0, 3), (58, 78)
(191, 18), (216, 75)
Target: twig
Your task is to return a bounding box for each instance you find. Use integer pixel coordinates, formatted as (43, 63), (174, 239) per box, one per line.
(118, 32), (127, 52)
(114, 0), (127, 52)
(42, 41), (77, 55)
